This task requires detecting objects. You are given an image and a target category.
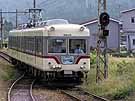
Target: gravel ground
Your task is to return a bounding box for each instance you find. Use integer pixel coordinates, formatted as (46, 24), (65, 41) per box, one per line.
(33, 88), (75, 101)
(11, 89), (32, 101)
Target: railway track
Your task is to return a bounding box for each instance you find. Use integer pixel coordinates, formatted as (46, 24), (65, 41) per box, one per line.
(32, 80), (109, 101)
(0, 51), (11, 63)
(32, 80), (75, 101)
(60, 87), (110, 101)
(0, 51), (109, 101)
(8, 73), (36, 101)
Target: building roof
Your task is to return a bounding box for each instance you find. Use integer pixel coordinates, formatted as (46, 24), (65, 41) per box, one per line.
(80, 18), (121, 26)
(121, 8), (135, 13)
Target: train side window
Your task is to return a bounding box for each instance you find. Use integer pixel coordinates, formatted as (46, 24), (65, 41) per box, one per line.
(29, 37), (35, 53)
(13, 37), (15, 49)
(11, 36), (13, 48)
(8, 37), (10, 48)
(35, 36), (43, 54)
(18, 37), (21, 50)
(21, 36), (25, 51)
(20, 37), (23, 51)
(30, 37), (35, 53)
(26, 37), (29, 52)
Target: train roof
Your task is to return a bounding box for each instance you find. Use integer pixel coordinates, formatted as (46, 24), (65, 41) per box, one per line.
(10, 24), (90, 37)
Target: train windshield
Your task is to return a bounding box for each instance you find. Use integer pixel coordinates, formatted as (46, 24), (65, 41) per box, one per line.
(69, 39), (86, 54)
(48, 39), (66, 53)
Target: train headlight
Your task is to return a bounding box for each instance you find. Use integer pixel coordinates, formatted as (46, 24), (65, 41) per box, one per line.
(58, 65), (62, 69)
(80, 26), (85, 31)
(49, 27), (55, 32)
(80, 66), (85, 69)
(52, 65), (56, 69)
(51, 65), (62, 69)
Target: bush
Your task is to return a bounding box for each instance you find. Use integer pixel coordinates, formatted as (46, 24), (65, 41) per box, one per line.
(82, 57), (135, 100)
(90, 50), (97, 65)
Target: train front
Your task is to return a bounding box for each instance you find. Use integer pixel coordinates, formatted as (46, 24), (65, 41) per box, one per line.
(45, 24), (90, 83)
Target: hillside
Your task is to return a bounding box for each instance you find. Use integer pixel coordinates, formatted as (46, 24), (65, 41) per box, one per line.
(39, 0), (135, 23)
(0, 0), (135, 23)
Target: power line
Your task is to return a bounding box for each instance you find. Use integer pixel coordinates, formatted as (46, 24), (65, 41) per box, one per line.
(0, 11), (28, 14)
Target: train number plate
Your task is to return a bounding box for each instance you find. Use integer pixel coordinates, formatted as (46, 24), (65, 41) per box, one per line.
(64, 71), (72, 74)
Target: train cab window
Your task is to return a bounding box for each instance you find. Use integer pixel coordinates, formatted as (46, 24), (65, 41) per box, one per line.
(69, 39), (86, 54)
(48, 39), (66, 53)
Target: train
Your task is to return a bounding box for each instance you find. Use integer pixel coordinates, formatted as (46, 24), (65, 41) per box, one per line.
(7, 19), (90, 84)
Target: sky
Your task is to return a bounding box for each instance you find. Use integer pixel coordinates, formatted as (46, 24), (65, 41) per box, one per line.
(0, 0), (135, 24)
(0, 0), (44, 23)
(0, 0), (43, 10)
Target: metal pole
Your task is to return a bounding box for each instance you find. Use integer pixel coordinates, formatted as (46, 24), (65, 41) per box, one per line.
(103, 0), (108, 79)
(0, 9), (3, 48)
(96, 0), (108, 82)
(33, 0), (36, 25)
(16, 9), (18, 28)
(104, 0), (106, 11)
(96, 0), (101, 83)
(33, 0), (36, 8)
(104, 38), (108, 79)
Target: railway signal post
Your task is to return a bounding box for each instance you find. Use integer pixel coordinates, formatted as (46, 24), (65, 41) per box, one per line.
(96, 0), (110, 83)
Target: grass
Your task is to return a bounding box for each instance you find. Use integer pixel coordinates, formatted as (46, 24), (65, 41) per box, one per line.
(82, 55), (135, 100)
(0, 60), (17, 81)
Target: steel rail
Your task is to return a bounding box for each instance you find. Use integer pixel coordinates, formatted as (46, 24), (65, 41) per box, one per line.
(0, 52), (11, 63)
(30, 79), (36, 101)
(78, 88), (110, 101)
(60, 90), (82, 101)
(8, 73), (25, 101)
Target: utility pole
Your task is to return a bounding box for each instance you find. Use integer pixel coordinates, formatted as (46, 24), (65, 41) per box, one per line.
(33, 0), (36, 24)
(33, 0), (36, 8)
(96, 0), (109, 83)
(0, 9), (3, 48)
(16, 9), (18, 28)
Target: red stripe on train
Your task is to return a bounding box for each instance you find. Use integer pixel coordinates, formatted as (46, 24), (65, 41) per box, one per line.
(8, 48), (61, 64)
(75, 56), (90, 64)
(8, 48), (90, 64)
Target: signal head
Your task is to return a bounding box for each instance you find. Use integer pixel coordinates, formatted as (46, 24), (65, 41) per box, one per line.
(100, 12), (110, 27)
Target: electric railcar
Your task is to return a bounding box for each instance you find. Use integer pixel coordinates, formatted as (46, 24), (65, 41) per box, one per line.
(7, 19), (90, 83)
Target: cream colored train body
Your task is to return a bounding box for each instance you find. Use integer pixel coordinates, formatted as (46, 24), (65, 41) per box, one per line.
(7, 21), (90, 82)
